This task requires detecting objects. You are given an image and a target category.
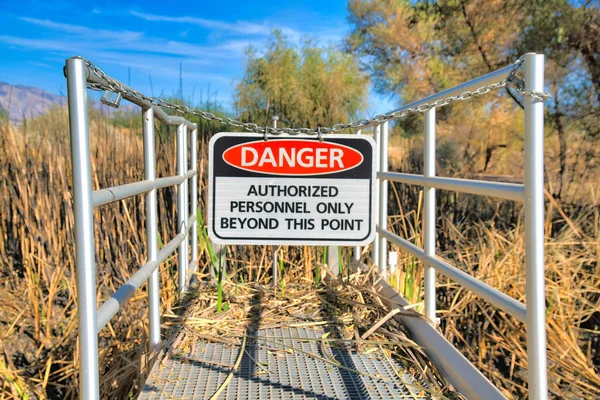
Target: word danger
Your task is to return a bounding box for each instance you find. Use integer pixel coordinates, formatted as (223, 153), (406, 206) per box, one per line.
(223, 139), (363, 175)
(241, 147), (343, 168)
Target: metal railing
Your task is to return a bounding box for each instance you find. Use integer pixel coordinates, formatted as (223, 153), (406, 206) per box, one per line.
(372, 53), (547, 399)
(65, 57), (199, 400)
(66, 53), (547, 400)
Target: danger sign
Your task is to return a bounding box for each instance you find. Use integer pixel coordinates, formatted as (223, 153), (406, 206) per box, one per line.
(208, 133), (375, 245)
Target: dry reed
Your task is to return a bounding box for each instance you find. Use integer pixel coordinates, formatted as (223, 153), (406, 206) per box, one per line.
(0, 107), (598, 399)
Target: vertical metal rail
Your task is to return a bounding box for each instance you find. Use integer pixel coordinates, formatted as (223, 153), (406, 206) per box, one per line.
(373, 124), (381, 267)
(143, 107), (161, 348)
(378, 121), (389, 273)
(354, 129), (362, 263)
(524, 53), (547, 400)
(327, 246), (340, 276)
(66, 57), (100, 400)
(177, 124), (189, 292)
(423, 108), (437, 323)
(272, 116), (280, 287)
(190, 127), (199, 277)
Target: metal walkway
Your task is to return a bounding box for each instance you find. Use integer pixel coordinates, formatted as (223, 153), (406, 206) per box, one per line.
(140, 325), (424, 399)
(65, 54), (549, 400)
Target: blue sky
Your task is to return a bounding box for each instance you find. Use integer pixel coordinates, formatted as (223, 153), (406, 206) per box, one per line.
(0, 0), (397, 116)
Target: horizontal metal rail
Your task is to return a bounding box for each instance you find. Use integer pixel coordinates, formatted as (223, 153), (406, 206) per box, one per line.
(186, 215), (196, 231)
(92, 170), (198, 208)
(92, 180), (154, 208)
(156, 175), (185, 189)
(388, 65), (514, 117)
(377, 228), (527, 323)
(95, 232), (187, 332)
(361, 65), (514, 130)
(378, 172), (525, 202)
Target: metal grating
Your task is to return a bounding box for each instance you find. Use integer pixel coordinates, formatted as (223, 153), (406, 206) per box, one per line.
(139, 326), (427, 399)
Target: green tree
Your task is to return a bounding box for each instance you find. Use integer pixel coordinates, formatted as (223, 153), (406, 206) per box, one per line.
(235, 31), (369, 130)
(346, 0), (599, 200)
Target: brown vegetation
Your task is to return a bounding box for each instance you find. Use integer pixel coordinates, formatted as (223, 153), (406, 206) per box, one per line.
(0, 103), (599, 399)
(387, 133), (600, 398)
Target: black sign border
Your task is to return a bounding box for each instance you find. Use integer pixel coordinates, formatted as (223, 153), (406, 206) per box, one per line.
(208, 133), (376, 245)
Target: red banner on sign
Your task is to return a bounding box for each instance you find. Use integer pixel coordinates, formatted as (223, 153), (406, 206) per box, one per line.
(222, 139), (364, 176)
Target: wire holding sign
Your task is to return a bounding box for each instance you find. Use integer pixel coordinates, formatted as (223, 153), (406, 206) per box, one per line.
(208, 133), (376, 245)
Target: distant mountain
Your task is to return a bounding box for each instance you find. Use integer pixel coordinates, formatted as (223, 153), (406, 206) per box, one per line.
(0, 82), (139, 124)
(0, 82), (66, 123)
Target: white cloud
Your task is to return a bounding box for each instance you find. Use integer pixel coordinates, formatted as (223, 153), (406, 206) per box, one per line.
(6, 10), (352, 112)
(10, 18), (257, 61)
(129, 10), (276, 36)
(19, 17), (143, 41)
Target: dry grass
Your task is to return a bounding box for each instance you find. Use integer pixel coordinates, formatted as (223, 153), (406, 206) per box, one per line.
(0, 109), (183, 398)
(0, 107), (598, 399)
(386, 143), (600, 399)
(159, 267), (464, 399)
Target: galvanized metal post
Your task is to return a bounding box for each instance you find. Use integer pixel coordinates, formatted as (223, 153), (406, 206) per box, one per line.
(373, 124), (381, 267)
(378, 121), (389, 274)
(524, 53), (547, 400)
(143, 106), (161, 348)
(423, 108), (437, 323)
(354, 129), (362, 263)
(177, 124), (189, 292)
(272, 116), (280, 287)
(328, 246), (340, 276)
(190, 127), (198, 277)
(66, 57), (100, 400)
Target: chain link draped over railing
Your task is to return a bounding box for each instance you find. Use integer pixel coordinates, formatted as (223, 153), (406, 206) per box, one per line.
(77, 55), (550, 136)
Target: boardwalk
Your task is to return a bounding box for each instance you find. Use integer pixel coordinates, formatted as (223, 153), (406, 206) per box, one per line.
(139, 273), (454, 399)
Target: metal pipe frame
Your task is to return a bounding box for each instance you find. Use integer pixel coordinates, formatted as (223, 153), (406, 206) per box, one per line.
(91, 171), (197, 208)
(354, 129), (362, 263)
(190, 128), (199, 276)
(524, 53), (547, 400)
(423, 108), (436, 323)
(143, 106), (161, 349)
(95, 231), (186, 332)
(177, 124), (189, 293)
(92, 180), (155, 208)
(67, 57), (200, 398)
(375, 278), (506, 399)
(377, 172), (525, 202)
(378, 228), (527, 323)
(374, 53), (547, 398)
(378, 121), (389, 273)
(356, 65), (515, 131)
(68, 54), (547, 399)
(372, 124), (381, 268)
(272, 117), (279, 287)
(156, 175), (185, 189)
(66, 57), (100, 400)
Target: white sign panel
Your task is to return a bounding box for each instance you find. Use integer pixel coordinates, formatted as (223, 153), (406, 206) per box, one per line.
(208, 133), (375, 245)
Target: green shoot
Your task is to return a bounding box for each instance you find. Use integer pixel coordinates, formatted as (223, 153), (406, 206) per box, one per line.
(217, 251), (223, 313)
(279, 249), (285, 296)
(338, 246), (343, 276)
